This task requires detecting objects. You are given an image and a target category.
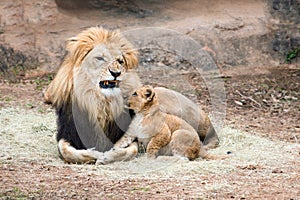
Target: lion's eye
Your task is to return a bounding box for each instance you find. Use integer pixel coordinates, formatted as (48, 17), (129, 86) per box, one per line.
(132, 92), (137, 96)
(117, 59), (124, 65)
(96, 57), (105, 62)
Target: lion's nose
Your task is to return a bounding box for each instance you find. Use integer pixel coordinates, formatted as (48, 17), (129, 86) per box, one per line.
(109, 69), (121, 78)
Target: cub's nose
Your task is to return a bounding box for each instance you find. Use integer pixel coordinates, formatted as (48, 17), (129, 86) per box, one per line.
(109, 69), (121, 78)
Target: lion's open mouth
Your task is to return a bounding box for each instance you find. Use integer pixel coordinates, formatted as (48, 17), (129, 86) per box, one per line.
(99, 80), (120, 89)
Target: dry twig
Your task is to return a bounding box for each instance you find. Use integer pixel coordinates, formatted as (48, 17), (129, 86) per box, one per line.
(235, 90), (261, 108)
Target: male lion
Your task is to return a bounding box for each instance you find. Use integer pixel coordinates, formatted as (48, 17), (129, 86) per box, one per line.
(44, 26), (219, 164)
(94, 85), (228, 164)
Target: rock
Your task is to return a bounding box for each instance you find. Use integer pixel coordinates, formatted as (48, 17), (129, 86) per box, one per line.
(0, 0), (298, 82)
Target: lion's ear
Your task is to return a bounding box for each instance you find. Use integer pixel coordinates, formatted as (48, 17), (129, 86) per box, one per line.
(144, 86), (155, 102)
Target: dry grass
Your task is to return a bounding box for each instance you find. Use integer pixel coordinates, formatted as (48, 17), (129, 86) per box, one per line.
(1, 107), (299, 199)
(0, 107), (58, 164)
(1, 107), (299, 180)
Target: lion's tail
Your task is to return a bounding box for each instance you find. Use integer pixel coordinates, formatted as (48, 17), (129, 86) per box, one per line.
(58, 139), (97, 164)
(199, 148), (230, 160)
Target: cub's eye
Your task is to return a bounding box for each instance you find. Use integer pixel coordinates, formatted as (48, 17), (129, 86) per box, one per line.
(132, 92), (137, 96)
(95, 57), (105, 62)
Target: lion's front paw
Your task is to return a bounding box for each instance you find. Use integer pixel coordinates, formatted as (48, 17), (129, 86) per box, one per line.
(86, 152), (109, 165)
(95, 158), (109, 165)
(87, 150), (110, 165)
(86, 148), (104, 160)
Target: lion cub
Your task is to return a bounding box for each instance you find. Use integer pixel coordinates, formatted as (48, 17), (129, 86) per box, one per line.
(114, 85), (228, 160)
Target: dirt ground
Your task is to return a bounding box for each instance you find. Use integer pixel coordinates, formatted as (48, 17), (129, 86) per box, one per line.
(0, 64), (299, 199)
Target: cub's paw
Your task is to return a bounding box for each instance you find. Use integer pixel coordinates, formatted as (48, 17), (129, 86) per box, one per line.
(114, 143), (129, 149)
(146, 153), (156, 159)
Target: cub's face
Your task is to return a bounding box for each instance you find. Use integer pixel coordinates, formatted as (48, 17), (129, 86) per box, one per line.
(128, 85), (156, 112)
(80, 43), (128, 97)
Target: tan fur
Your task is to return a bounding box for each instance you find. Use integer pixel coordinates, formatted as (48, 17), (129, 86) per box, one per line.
(96, 85), (228, 164)
(153, 87), (220, 149)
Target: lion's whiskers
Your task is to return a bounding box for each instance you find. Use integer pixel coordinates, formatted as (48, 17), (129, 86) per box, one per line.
(124, 105), (131, 109)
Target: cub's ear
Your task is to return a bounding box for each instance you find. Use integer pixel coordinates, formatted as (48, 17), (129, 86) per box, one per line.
(144, 86), (155, 102)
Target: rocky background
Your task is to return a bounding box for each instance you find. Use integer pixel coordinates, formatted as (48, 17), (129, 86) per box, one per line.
(269, 0), (300, 63)
(0, 0), (299, 81)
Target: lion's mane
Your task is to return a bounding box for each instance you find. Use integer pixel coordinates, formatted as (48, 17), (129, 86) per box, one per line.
(49, 27), (138, 107)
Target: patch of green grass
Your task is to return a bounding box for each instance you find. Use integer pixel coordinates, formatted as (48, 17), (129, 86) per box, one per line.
(1, 96), (13, 102)
(0, 187), (30, 199)
(9, 64), (25, 77)
(25, 103), (35, 109)
(193, 89), (202, 96)
(260, 83), (269, 90)
(34, 78), (43, 91)
(5, 97), (13, 102)
(37, 108), (45, 113)
(286, 48), (300, 62)
(34, 74), (53, 91)
(131, 187), (150, 192)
